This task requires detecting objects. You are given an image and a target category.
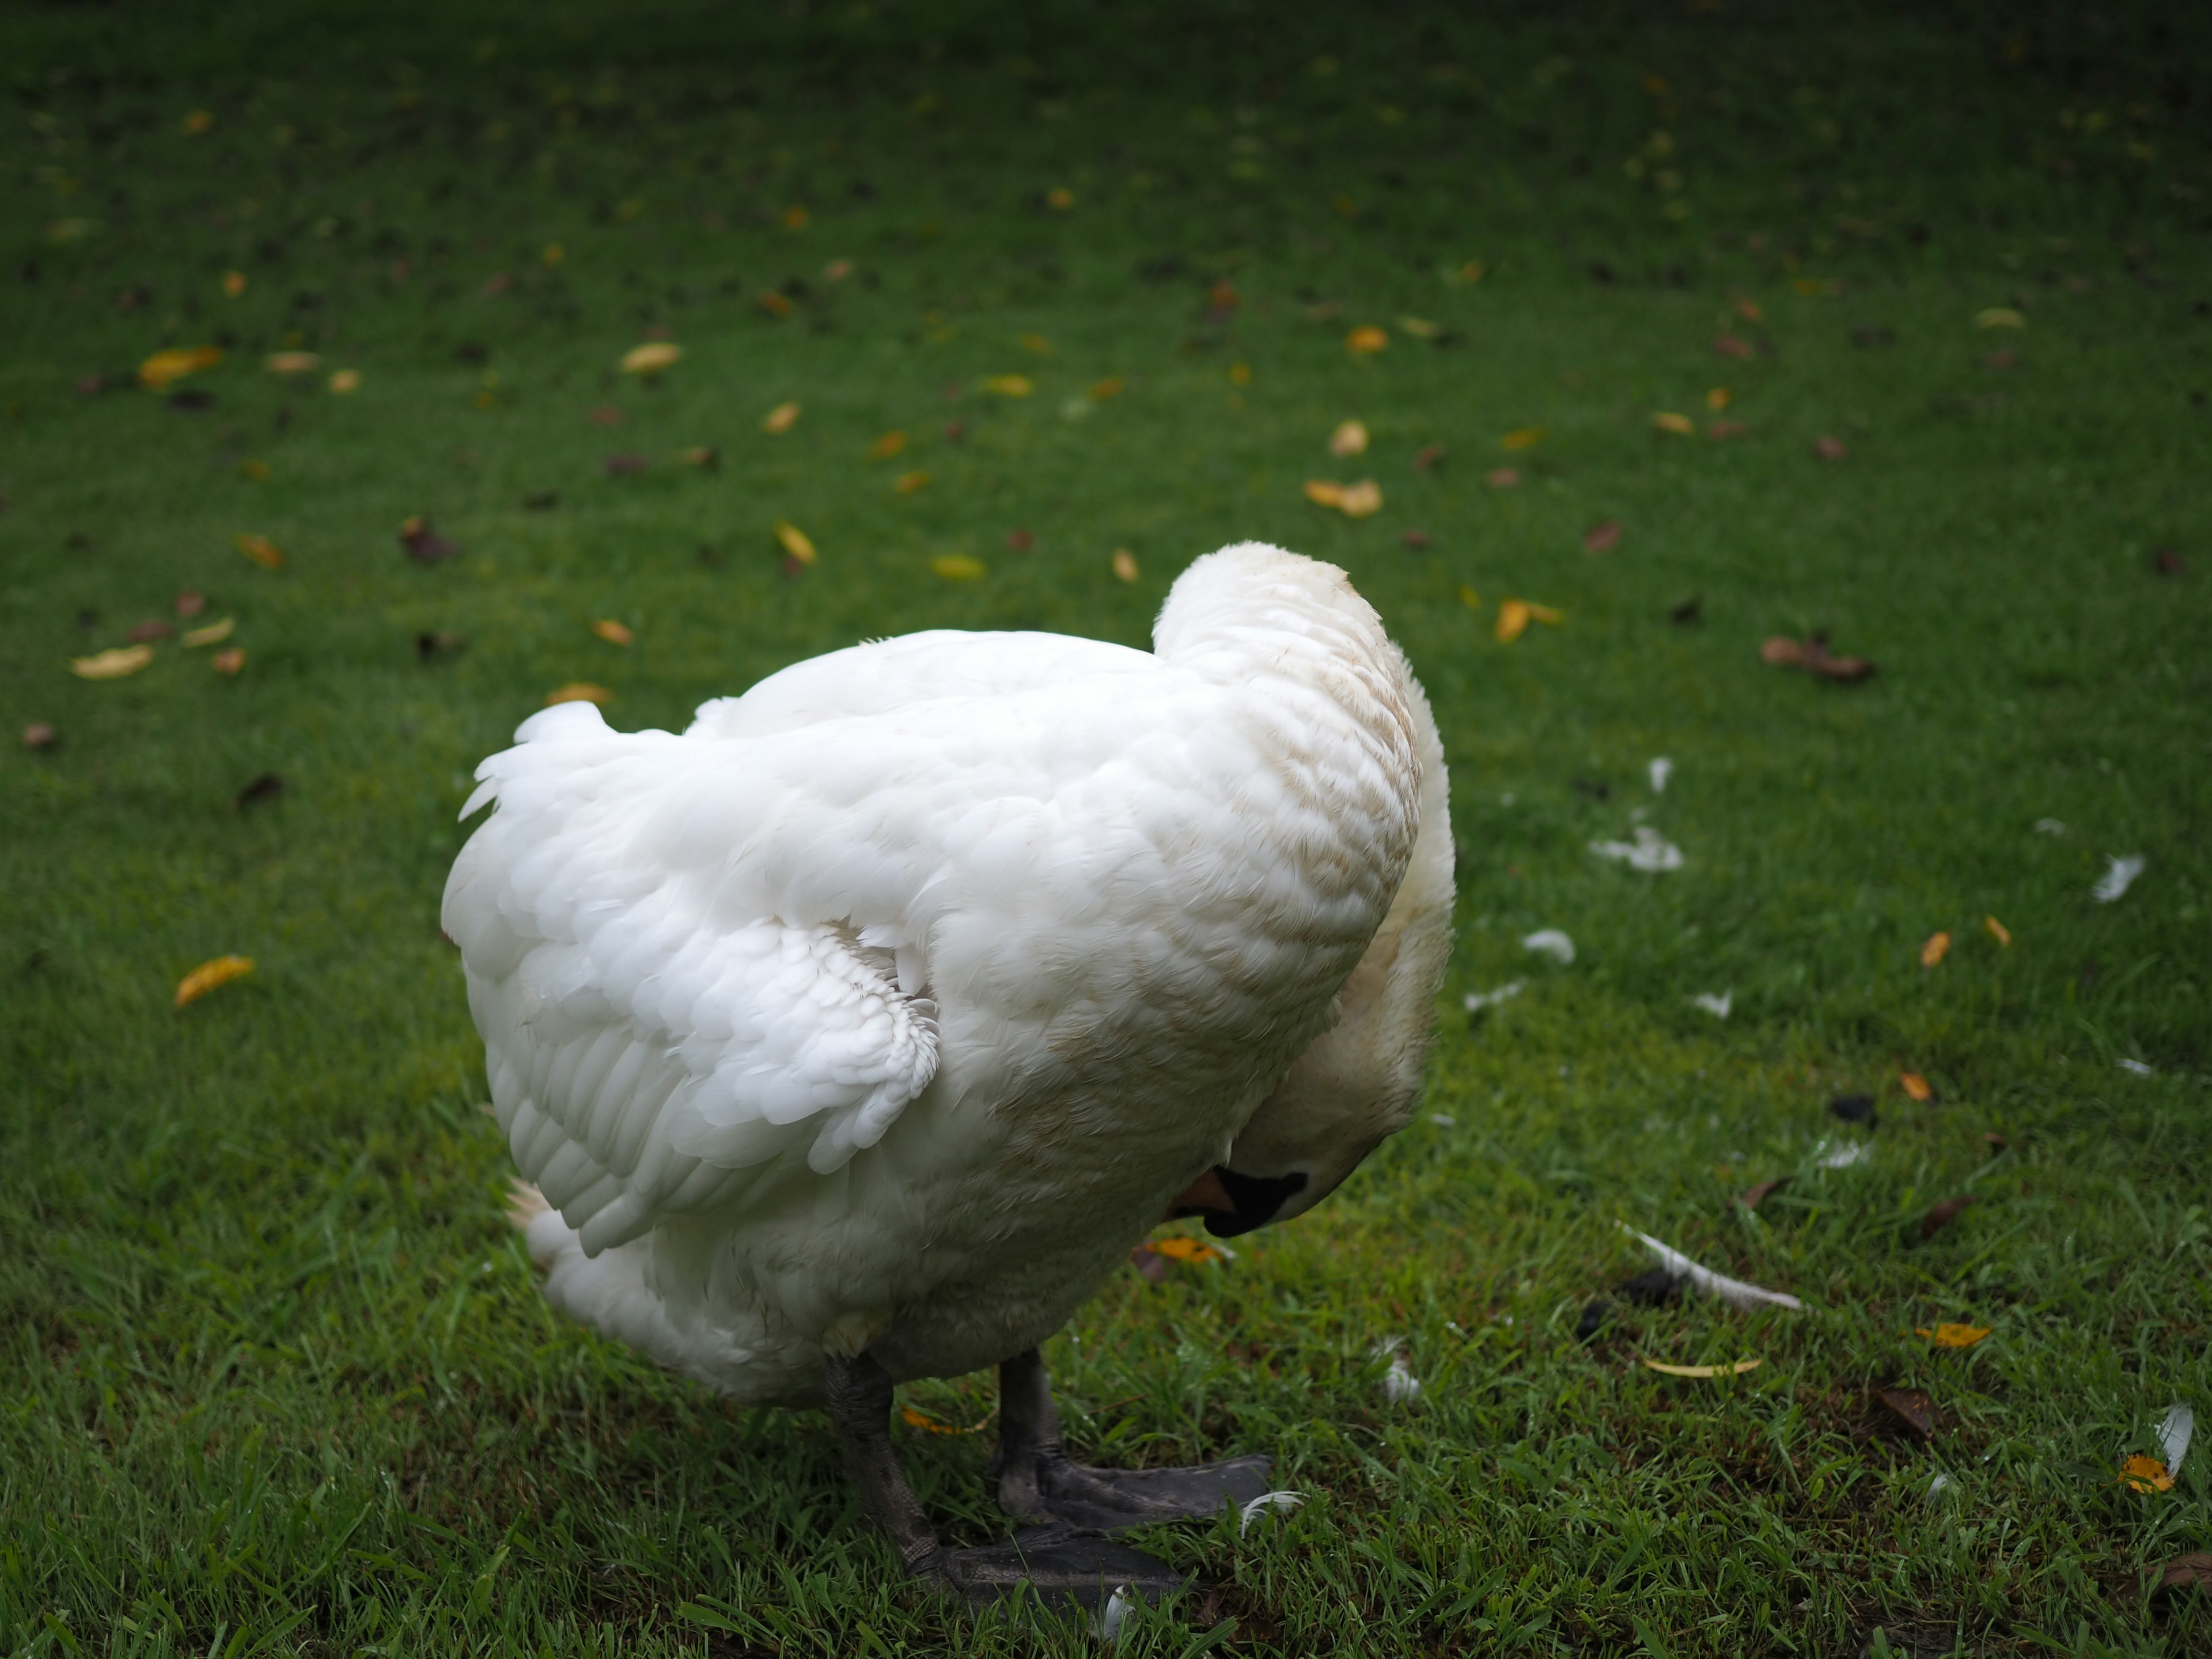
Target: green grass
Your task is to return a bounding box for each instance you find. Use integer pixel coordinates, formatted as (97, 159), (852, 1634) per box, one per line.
(3, 1), (2210, 1653)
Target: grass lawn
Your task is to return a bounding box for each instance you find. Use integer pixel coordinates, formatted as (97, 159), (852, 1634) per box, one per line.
(4, 1), (2211, 1652)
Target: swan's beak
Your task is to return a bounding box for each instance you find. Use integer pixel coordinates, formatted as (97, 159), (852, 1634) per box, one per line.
(1165, 1166), (1310, 1237)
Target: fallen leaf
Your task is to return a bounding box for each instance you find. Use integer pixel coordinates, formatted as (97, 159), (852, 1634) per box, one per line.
(603, 453), (648, 477)
(1713, 335), (1753, 359)
(71, 645), (155, 680)
(24, 722), (58, 749)
(1921, 1196), (1977, 1240)
(1830, 1093), (1877, 1126)
(782, 205), (810, 230)
(1706, 387), (1733, 410)
(2122, 1455), (2175, 1494)
(126, 619), (175, 643)
(238, 458), (270, 482)
(1005, 528), (1034, 552)
(175, 955), (253, 1007)
(1402, 529), (1430, 549)
(762, 401), (801, 433)
(546, 683), (610, 706)
(1650, 411), (1695, 435)
(1346, 325), (1389, 354)
(1762, 633), (1874, 683)
(1150, 1235), (1224, 1265)
(1916, 1323), (1990, 1348)
(1921, 931), (1952, 968)
(1643, 1358), (1764, 1378)
(1457, 259), (1487, 284)
(931, 554), (984, 582)
(1111, 549), (1139, 582)
(1129, 1243), (1169, 1282)
(591, 619), (634, 646)
(1229, 362), (1251, 385)
(1983, 914), (2012, 946)
(1090, 377), (1124, 400)
(222, 270), (246, 298)
(2154, 1553), (2212, 1593)
(680, 446), (719, 471)
(175, 590), (206, 618)
(1019, 332), (1051, 354)
(1457, 585), (1481, 609)
(870, 430), (907, 459)
(2092, 854), (2145, 903)
(234, 772), (283, 810)
(1976, 307), (2027, 329)
(1329, 419), (1370, 456)
(1302, 480), (1343, 509)
(774, 522), (817, 566)
(1500, 427), (1546, 451)
(900, 1405), (992, 1435)
(211, 647), (244, 675)
(1485, 467), (1518, 487)
(1880, 1387), (1937, 1438)
(1496, 600), (1531, 642)
(1899, 1072), (1933, 1102)
(1983, 1131), (2008, 1151)
(1397, 315), (1441, 340)
(1733, 296), (1764, 322)
(1738, 1176), (1790, 1210)
(264, 350), (320, 376)
(756, 290), (794, 317)
(181, 109), (215, 135)
(138, 345), (222, 391)
(894, 471), (929, 494)
(181, 618), (233, 647)
(235, 532), (283, 570)
(1414, 443), (1445, 472)
(1584, 520), (1622, 552)
(983, 374), (1032, 396)
(1813, 434), (1849, 461)
(1707, 419), (1748, 440)
(399, 517), (458, 562)
(328, 369), (361, 394)
(1044, 185), (1075, 210)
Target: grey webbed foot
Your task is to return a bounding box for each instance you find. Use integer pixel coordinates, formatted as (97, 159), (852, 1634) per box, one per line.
(927, 1524), (1188, 1612)
(993, 1347), (1276, 1531)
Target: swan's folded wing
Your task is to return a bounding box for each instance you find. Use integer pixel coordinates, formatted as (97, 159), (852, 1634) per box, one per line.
(442, 703), (940, 1256)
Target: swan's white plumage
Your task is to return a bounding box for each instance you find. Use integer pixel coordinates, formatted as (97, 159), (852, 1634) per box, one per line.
(444, 543), (1432, 1404)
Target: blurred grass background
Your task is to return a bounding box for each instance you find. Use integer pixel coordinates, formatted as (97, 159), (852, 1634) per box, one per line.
(2, 1), (2209, 1653)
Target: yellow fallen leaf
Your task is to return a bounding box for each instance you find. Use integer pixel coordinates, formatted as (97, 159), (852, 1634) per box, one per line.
(1706, 387), (1733, 410)
(1459, 585), (1481, 609)
(1642, 1358), (1763, 1378)
(1090, 377), (1124, 400)
(1229, 362), (1251, 386)
(1111, 549), (1139, 582)
(1915, 1323), (1990, 1348)
(1496, 600), (1532, 643)
(621, 342), (682, 374)
(328, 369), (361, 393)
(138, 345), (223, 391)
(1900, 1071), (1933, 1101)
(870, 430), (907, 459)
(211, 647), (245, 675)
(1045, 186), (1075, 210)
(236, 533), (283, 570)
(1651, 411), (1696, 435)
(2122, 1455), (2176, 1494)
(1985, 915), (2012, 946)
(1921, 930), (1952, 968)
(1329, 419), (1370, 456)
(757, 290), (794, 317)
(1303, 480), (1344, 508)
(932, 554), (985, 582)
(983, 374), (1033, 396)
(591, 619), (633, 646)
(1976, 307), (2027, 329)
(774, 521), (817, 565)
(1501, 426), (1546, 450)
(762, 401), (801, 433)
(1457, 259), (1487, 285)
(895, 471), (930, 494)
(1338, 480), (1382, 517)
(782, 205), (809, 230)
(181, 618), (234, 647)
(264, 351), (321, 375)
(1345, 325), (1389, 354)
(1150, 1235), (1224, 1265)
(71, 645), (156, 680)
(175, 955), (253, 1007)
(546, 683), (611, 706)
(222, 270), (247, 297)
(1397, 316), (1441, 340)
(900, 1405), (992, 1435)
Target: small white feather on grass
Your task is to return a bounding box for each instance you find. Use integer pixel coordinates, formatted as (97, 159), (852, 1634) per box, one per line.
(1522, 930), (1574, 964)
(1619, 1222), (1804, 1312)
(2092, 854), (2145, 902)
(1238, 1490), (1305, 1535)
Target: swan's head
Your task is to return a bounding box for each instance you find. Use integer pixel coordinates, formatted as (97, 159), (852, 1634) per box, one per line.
(1169, 662), (1455, 1238)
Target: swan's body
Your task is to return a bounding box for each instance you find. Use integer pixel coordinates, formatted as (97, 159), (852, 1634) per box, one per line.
(443, 543), (1451, 1594)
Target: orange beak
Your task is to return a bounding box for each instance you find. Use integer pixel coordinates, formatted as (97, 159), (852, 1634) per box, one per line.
(1165, 1167), (1234, 1221)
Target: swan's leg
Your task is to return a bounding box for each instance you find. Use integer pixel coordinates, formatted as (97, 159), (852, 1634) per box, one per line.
(992, 1347), (1275, 1532)
(823, 1350), (1187, 1611)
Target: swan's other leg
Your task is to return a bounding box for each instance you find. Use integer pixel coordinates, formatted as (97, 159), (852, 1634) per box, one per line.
(823, 1351), (1185, 1611)
(991, 1347), (1275, 1531)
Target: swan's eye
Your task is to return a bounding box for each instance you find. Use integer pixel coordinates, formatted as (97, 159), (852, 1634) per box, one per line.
(1202, 1168), (1309, 1238)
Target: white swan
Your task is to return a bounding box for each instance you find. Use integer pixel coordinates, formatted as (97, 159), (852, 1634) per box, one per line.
(442, 542), (1453, 1603)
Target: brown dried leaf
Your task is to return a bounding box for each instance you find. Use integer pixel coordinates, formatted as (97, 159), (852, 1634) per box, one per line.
(1737, 1176), (1791, 1211)
(24, 722), (58, 749)
(1584, 520), (1622, 553)
(1920, 1196), (1976, 1240)
(211, 647), (245, 675)
(1813, 434), (1849, 461)
(1713, 335), (1753, 359)
(175, 589), (206, 618)
(126, 619), (175, 643)
(2154, 1552), (2212, 1592)
(1414, 443), (1445, 472)
(1879, 1386), (1937, 1438)
(1129, 1244), (1170, 1283)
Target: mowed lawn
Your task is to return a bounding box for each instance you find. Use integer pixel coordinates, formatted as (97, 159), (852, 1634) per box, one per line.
(3, 1), (2210, 1653)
